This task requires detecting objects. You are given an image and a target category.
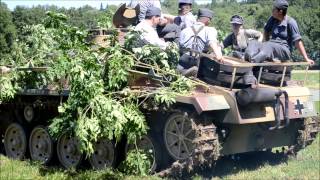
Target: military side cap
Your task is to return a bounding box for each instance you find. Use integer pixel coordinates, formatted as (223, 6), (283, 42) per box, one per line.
(179, 0), (193, 4)
(230, 15), (244, 25)
(273, 0), (289, 9)
(146, 6), (161, 17)
(198, 8), (214, 19)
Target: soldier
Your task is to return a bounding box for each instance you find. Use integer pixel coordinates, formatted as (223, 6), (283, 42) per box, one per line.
(178, 8), (224, 77)
(134, 6), (168, 49)
(173, 0), (196, 30)
(222, 15), (262, 59)
(246, 0), (314, 65)
(132, 0), (162, 23)
(132, 0), (180, 42)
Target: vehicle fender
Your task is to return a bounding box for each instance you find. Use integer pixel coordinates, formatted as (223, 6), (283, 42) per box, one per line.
(175, 93), (230, 114)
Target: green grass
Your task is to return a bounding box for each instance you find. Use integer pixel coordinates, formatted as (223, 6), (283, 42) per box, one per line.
(216, 135), (320, 179)
(0, 156), (160, 180)
(292, 71), (320, 89)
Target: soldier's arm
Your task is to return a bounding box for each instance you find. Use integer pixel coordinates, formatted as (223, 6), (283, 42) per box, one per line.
(295, 40), (314, 65)
(263, 31), (270, 42)
(263, 16), (273, 42)
(210, 42), (224, 62)
(289, 18), (314, 65)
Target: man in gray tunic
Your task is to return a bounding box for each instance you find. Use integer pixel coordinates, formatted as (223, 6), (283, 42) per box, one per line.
(222, 15), (262, 59)
(246, 0), (314, 65)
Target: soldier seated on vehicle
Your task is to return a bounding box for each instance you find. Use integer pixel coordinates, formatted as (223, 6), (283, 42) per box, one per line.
(134, 6), (169, 49)
(173, 0), (196, 30)
(132, 0), (180, 43)
(244, 0), (314, 65)
(178, 8), (224, 77)
(222, 15), (262, 59)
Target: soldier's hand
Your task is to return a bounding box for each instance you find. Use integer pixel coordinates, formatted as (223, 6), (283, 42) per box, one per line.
(217, 56), (225, 64)
(306, 58), (315, 66)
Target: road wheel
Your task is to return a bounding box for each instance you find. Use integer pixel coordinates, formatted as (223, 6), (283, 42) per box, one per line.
(126, 134), (161, 173)
(89, 139), (115, 169)
(57, 133), (82, 169)
(4, 123), (28, 159)
(29, 126), (53, 164)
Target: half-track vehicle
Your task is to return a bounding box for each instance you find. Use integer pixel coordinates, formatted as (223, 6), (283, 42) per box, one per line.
(0, 5), (319, 174)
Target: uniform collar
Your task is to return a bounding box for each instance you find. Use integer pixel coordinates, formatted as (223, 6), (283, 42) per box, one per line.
(195, 21), (205, 26)
(278, 15), (288, 26)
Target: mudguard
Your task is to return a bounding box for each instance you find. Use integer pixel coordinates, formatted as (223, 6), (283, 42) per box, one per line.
(175, 92), (230, 114)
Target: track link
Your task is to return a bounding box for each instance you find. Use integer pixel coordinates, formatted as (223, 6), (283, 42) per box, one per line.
(159, 111), (221, 177)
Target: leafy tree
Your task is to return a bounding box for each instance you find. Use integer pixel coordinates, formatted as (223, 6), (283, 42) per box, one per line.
(0, 3), (16, 61)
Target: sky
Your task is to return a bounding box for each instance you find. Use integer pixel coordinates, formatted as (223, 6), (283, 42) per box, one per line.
(2, 0), (212, 10)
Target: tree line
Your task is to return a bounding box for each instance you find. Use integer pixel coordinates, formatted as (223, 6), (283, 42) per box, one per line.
(1, 0), (319, 68)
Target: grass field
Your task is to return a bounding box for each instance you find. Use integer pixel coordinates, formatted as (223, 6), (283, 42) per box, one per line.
(292, 70), (320, 89)
(0, 71), (319, 180)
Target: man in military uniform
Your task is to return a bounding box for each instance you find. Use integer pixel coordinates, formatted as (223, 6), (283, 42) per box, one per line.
(178, 8), (224, 77)
(132, 0), (180, 42)
(134, 6), (168, 49)
(222, 15), (262, 59)
(246, 0), (314, 65)
(173, 0), (196, 30)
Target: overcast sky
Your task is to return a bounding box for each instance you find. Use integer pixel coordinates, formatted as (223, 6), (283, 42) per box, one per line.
(3, 0), (212, 10)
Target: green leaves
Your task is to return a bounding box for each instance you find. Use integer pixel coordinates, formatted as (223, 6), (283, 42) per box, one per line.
(120, 149), (152, 176)
(1, 11), (195, 175)
(0, 74), (17, 103)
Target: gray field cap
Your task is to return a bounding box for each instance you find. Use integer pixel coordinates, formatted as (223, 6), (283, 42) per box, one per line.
(198, 8), (214, 19)
(146, 6), (161, 17)
(230, 15), (244, 25)
(273, 0), (289, 9)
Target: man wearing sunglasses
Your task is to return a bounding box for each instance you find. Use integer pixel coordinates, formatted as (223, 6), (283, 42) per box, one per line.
(247, 0), (314, 65)
(222, 15), (262, 59)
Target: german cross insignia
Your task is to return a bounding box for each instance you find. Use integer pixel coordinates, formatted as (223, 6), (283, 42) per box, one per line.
(294, 99), (304, 115)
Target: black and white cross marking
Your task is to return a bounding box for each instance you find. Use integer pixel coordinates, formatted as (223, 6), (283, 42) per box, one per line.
(294, 99), (304, 115)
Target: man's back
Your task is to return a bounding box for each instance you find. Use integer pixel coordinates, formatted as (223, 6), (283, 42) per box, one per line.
(179, 22), (218, 52)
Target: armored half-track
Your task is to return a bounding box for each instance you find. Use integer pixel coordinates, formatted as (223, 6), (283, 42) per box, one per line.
(1, 43), (319, 173)
(1, 13), (319, 174)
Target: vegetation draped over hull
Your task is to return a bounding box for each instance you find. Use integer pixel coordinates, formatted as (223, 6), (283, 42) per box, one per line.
(0, 11), (193, 174)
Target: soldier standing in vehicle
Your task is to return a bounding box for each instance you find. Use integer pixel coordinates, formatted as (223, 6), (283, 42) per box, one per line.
(178, 8), (224, 77)
(173, 0), (196, 30)
(222, 15), (262, 59)
(134, 6), (168, 49)
(246, 0), (314, 65)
